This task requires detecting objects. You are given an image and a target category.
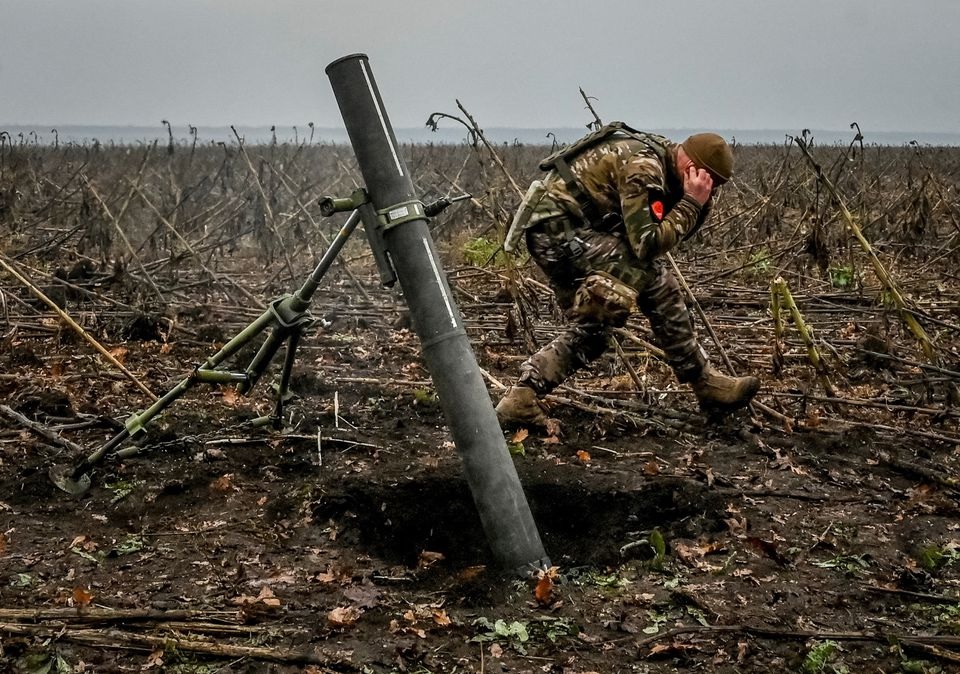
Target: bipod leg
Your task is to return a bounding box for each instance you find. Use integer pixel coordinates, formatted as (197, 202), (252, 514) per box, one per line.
(254, 326), (305, 430)
(50, 210), (364, 495)
(241, 208), (363, 394)
(50, 312), (277, 494)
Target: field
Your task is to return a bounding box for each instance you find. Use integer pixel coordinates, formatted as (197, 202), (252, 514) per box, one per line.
(2, 130), (960, 673)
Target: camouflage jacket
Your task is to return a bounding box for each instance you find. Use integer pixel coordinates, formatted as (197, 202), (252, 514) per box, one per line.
(540, 134), (712, 260)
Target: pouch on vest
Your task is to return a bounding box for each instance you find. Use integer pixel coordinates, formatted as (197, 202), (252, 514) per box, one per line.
(504, 179), (548, 253)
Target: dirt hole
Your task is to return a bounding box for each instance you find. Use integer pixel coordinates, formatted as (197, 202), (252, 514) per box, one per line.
(313, 471), (723, 569)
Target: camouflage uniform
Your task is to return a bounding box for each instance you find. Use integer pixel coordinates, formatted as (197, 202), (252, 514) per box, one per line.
(517, 132), (712, 395)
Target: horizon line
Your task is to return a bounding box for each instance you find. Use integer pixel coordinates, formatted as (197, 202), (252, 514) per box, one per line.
(3, 122), (959, 136)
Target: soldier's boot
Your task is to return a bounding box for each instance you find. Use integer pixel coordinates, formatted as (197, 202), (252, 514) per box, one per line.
(691, 365), (760, 413)
(495, 385), (549, 428)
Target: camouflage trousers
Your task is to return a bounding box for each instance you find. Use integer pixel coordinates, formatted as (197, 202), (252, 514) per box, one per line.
(518, 218), (707, 395)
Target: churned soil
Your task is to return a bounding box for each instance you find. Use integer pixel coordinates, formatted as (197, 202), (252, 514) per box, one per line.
(2, 268), (960, 674)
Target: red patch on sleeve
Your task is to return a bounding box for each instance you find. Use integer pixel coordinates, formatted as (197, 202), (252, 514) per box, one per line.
(651, 200), (665, 221)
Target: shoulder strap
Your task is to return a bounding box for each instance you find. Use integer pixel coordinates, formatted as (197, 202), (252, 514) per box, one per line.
(539, 122), (670, 227)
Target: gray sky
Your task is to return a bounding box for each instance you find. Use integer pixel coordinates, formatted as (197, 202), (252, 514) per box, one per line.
(2, 0), (958, 133)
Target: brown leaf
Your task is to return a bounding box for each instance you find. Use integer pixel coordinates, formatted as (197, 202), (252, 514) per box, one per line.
(642, 460), (661, 476)
(534, 566), (559, 606)
(746, 536), (789, 566)
(418, 550), (445, 569)
(648, 642), (696, 658)
(343, 585), (380, 609)
(432, 609), (451, 627)
(770, 448), (806, 475)
(143, 648), (164, 669)
(72, 587), (94, 607)
(222, 387), (239, 406)
(0, 532), (7, 555)
(257, 586), (281, 607)
(458, 565), (486, 582)
(327, 605), (362, 627)
(535, 573), (554, 605)
(544, 418), (562, 438)
(576, 450), (591, 465)
(724, 516), (747, 535)
(510, 428), (529, 444)
(209, 474), (235, 494)
(108, 346), (128, 363)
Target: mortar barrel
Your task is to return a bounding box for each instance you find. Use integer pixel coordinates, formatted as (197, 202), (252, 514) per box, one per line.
(325, 53), (549, 575)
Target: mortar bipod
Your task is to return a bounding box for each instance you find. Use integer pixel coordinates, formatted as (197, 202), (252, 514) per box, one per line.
(48, 193), (467, 495)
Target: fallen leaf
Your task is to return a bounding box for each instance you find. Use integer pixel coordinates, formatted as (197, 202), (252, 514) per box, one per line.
(0, 533), (6, 555)
(222, 387), (239, 406)
(724, 516), (747, 535)
(746, 536), (790, 566)
(142, 648), (164, 669)
(257, 586), (281, 607)
(703, 467), (715, 487)
(458, 565), (486, 582)
(737, 640), (750, 663)
(643, 460), (661, 476)
(534, 570), (555, 605)
(72, 587), (94, 607)
(649, 642), (696, 657)
(576, 450), (591, 464)
(432, 609), (451, 627)
(489, 643), (503, 659)
(209, 474), (235, 494)
(770, 448), (807, 475)
(343, 585), (380, 609)
(327, 605), (362, 627)
(510, 428), (529, 443)
(544, 418), (562, 438)
(418, 550), (445, 569)
(108, 346), (128, 363)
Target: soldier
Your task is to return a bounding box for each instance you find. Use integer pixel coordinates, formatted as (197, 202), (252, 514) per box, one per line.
(496, 123), (760, 426)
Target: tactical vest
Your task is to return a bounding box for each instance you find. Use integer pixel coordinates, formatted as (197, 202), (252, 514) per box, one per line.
(538, 121), (670, 228)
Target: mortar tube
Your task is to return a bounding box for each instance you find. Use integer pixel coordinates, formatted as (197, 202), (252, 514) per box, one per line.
(325, 54), (549, 575)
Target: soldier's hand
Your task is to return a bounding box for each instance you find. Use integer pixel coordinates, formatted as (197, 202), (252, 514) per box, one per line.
(683, 166), (714, 206)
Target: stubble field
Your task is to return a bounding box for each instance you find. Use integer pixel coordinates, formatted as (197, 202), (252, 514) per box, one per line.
(2, 131), (960, 673)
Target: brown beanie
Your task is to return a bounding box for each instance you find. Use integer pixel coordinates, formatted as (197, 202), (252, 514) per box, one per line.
(681, 133), (734, 184)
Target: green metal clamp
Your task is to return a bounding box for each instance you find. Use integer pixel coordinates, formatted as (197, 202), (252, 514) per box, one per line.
(377, 199), (426, 230)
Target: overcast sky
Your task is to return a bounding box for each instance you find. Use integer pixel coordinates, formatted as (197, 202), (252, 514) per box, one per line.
(2, 0), (957, 133)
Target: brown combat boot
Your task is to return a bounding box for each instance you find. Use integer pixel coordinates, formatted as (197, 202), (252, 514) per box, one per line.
(691, 365), (760, 413)
(495, 385), (548, 427)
